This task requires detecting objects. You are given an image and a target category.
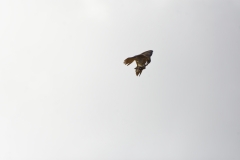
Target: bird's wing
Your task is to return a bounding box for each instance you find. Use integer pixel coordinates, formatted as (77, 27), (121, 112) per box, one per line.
(124, 56), (136, 66)
(140, 50), (153, 65)
(124, 54), (146, 66)
(124, 50), (153, 76)
(140, 50), (153, 58)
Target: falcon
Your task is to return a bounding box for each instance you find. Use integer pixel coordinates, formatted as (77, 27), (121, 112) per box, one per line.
(124, 50), (153, 76)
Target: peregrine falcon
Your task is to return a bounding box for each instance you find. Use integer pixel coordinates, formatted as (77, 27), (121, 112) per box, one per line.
(124, 50), (153, 76)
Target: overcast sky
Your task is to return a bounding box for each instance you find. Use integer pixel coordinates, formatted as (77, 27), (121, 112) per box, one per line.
(0, 0), (240, 160)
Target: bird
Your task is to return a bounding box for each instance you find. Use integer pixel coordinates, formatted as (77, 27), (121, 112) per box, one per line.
(124, 50), (153, 76)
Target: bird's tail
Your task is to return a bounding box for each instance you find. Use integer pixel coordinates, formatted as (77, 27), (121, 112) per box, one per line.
(135, 66), (145, 76)
(135, 68), (143, 76)
(124, 57), (135, 66)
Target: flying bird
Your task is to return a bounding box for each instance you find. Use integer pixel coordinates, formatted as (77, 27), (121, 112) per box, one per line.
(124, 50), (153, 76)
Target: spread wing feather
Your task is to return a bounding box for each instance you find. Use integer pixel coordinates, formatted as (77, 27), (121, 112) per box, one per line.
(124, 57), (135, 66)
(123, 50), (153, 76)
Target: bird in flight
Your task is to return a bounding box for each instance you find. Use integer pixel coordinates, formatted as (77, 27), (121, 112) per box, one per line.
(124, 50), (153, 76)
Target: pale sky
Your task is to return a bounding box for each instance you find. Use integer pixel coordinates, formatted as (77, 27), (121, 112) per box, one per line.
(0, 0), (240, 160)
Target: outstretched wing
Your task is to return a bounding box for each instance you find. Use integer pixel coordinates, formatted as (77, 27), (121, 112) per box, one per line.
(124, 54), (145, 65)
(140, 50), (153, 66)
(140, 50), (153, 57)
(124, 56), (135, 66)
(124, 50), (153, 76)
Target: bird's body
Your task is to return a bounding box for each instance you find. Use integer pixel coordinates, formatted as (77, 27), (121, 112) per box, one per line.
(124, 50), (153, 76)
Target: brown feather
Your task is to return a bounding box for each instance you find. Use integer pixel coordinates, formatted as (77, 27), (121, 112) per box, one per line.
(135, 66), (145, 76)
(124, 57), (135, 66)
(123, 50), (153, 76)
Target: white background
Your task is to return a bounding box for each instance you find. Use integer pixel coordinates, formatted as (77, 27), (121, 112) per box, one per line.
(0, 0), (240, 159)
